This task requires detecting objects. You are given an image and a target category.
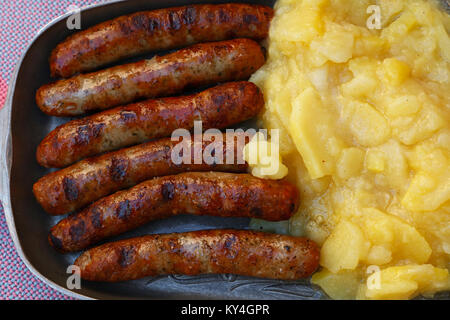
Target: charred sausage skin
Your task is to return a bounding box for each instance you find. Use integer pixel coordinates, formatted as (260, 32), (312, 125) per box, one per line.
(34, 133), (250, 215)
(49, 172), (299, 252)
(36, 81), (263, 168)
(50, 4), (273, 78)
(74, 229), (319, 281)
(37, 39), (266, 116)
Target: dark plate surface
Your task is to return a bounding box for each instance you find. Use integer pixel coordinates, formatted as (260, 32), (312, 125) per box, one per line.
(3, 0), (449, 300)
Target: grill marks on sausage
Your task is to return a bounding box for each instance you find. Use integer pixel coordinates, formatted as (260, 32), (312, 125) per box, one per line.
(74, 122), (105, 146)
(116, 199), (132, 220)
(168, 12), (182, 31)
(118, 21), (133, 36)
(69, 220), (86, 242)
(62, 177), (79, 201)
(119, 246), (135, 268)
(119, 110), (137, 123)
(131, 7), (196, 35)
(161, 182), (175, 201)
(49, 233), (63, 251)
(90, 208), (103, 229)
(109, 157), (128, 182)
(181, 7), (197, 25)
(223, 234), (238, 259)
(218, 9), (230, 23)
(131, 14), (149, 32)
(243, 14), (259, 24)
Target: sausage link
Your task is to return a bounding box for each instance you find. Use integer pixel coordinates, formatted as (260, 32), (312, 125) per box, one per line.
(37, 39), (265, 116)
(49, 172), (299, 252)
(74, 229), (319, 281)
(34, 132), (250, 215)
(50, 4), (273, 78)
(36, 81), (263, 168)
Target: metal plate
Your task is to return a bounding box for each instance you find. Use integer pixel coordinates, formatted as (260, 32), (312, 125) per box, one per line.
(0, 0), (448, 300)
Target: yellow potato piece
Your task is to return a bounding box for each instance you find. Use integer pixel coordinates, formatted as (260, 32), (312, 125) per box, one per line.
(382, 58), (411, 86)
(341, 99), (390, 147)
(385, 95), (421, 118)
(336, 148), (365, 180)
(402, 171), (450, 212)
(312, 269), (361, 300)
(289, 87), (339, 179)
(361, 208), (432, 265)
(320, 220), (369, 273)
(364, 265), (450, 300)
(365, 149), (385, 173)
(310, 28), (354, 64)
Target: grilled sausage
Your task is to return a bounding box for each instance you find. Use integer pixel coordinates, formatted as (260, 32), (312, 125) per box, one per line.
(36, 81), (263, 168)
(49, 172), (299, 252)
(34, 132), (251, 215)
(50, 4), (273, 78)
(37, 39), (265, 116)
(74, 229), (319, 281)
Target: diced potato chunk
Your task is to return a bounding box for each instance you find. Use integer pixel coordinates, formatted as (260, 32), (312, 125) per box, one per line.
(259, 109), (296, 156)
(310, 28), (354, 63)
(364, 265), (450, 300)
(361, 208), (432, 264)
(320, 220), (369, 273)
(382, 58), (411, 86)
(336, 148), (364, 180)
(312, 269), (361, 300)
(381, 11), (417, 42)
(289, 88), (340, 179)
(354, 36), (387, 57)
(340, 74), (378, 98)
(393, 104), (445, 145)
(385, 95), (421, 117)
(275, 2), (323, 43)
(365, 149), (385, 172)
(341, 99), (390, 147)
(402, 171), (450, 212)
(366, 245), (392, 265)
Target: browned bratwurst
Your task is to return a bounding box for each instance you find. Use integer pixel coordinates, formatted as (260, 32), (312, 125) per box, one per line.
(74, 229), (319, 281)
(37, 39), (265, 116)
(50, 4), (273, 78)
(34, 133), (250, 215)
(49, 172), (299, 252)
(36, 81), (263, 168)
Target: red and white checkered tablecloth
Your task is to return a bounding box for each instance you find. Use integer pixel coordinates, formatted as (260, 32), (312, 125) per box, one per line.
(0, 0), (108, 300)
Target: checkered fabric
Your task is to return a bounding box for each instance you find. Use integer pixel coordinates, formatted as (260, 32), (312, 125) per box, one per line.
(0, 0), (108, 300)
